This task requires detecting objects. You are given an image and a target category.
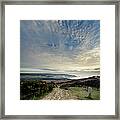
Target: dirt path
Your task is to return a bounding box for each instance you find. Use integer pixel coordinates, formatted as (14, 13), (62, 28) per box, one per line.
(43, 87), (78, 100)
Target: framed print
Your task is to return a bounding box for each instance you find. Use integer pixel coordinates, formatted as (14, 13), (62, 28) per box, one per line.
(0, 0), (119, 119)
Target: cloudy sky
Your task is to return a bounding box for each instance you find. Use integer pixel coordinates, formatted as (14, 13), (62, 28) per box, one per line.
(20, 20), (100, 72)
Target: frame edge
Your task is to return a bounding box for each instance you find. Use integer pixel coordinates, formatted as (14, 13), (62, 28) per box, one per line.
(1, 0), (119, 119)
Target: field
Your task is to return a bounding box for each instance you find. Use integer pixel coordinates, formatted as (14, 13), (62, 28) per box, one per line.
(20, 76), (100, 100)
(68, 87), (100, 100)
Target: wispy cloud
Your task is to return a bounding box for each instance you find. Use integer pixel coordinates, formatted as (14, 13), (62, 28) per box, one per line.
(20, 20), (100, 71)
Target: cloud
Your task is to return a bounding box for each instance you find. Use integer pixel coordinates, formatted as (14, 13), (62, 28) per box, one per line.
(20, 20), (100, 71)
(75, 47), (100, 66)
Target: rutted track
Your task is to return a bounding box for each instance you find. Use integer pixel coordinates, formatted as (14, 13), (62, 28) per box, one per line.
(43, 86), (77, 100)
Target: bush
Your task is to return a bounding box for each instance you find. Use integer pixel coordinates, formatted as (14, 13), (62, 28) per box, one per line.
(20, 80), (54, 100)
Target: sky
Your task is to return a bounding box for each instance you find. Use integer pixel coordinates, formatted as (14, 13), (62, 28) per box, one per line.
(20, 20), (100, 72)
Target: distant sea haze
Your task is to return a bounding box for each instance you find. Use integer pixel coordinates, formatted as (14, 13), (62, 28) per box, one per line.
(20, 68), (100, 80)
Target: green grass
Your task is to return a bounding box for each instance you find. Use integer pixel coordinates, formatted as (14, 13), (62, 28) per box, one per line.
(69, 87), (100, 100)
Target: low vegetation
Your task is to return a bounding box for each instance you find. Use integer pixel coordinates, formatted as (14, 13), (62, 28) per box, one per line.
(20, 80), (55, 100)
(20, 76), (100, 100)
(68, 87), (100, 100)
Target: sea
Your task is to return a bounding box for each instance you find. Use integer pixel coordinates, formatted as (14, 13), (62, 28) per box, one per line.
(20, 68), (100, 81)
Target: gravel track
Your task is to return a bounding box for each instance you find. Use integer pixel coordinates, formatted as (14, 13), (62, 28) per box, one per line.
(43, 87), (77, 100)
